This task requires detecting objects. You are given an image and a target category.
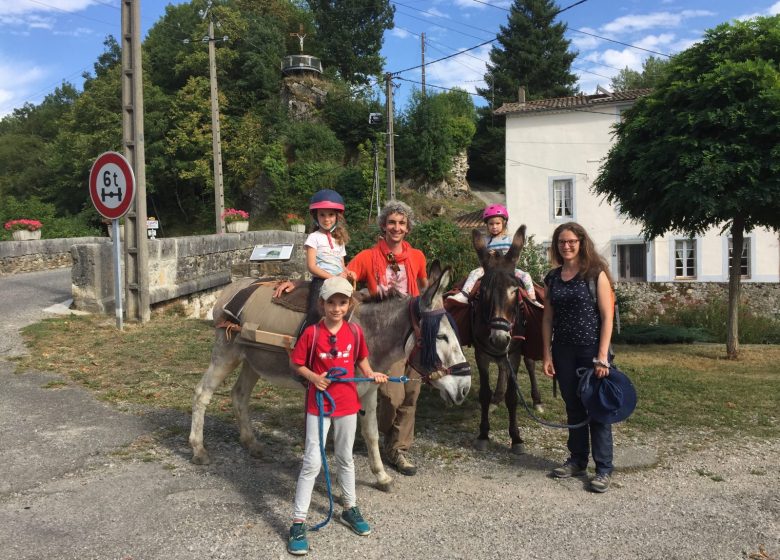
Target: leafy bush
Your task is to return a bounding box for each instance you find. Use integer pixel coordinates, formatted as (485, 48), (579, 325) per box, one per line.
(669, 299), (780, 344)
(0, 195), (101, 240)
(613, 324), (713, 344)
(407, 218), (477, 285)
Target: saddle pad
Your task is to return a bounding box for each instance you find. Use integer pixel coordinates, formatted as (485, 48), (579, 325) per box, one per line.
(239, 284), (304, 339)
(272, 283), (310, 313)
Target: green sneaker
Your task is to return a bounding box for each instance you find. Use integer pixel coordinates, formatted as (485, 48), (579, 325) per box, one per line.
(552, 459), (587, 479)
(287, 522), (309, 555)
(341, 506), (371, 536)
(591, 473), (611, 493)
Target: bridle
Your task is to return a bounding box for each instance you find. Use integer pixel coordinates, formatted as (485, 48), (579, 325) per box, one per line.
(405, 297), (471, 383)
(472, 270), (525, 357)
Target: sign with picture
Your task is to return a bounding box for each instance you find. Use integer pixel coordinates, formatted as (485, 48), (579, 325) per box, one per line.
(250, 244), (294, 261)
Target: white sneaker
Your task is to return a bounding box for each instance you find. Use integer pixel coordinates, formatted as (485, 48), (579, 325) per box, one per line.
(447, 292), (469, 304)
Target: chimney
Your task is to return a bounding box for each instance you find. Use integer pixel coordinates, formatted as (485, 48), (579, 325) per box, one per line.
(518, 85), (526, 103)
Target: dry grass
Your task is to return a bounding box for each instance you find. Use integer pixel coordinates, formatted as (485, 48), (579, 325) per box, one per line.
(15, 315), (780, 450)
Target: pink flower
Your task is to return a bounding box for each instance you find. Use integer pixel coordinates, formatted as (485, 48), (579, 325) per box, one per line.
(4, 219), (43, 232)
(220, 208), (249, 223)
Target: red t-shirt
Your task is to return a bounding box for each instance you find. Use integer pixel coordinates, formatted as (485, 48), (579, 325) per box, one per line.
(291, 321), (369, 417)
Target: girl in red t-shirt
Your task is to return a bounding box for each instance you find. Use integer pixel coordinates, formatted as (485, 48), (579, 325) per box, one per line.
(287, 276), (387, 555)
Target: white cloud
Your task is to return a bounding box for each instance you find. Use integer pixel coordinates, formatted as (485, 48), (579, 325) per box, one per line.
(0, 1), (96, 17)
(390, 27), (411, 40)
(0, 57), (47, 117)
(601, 10), (714, 34)
(424, 43), (490, 100)
(771, 2), (780, 15)
(570, 28), (601, 51)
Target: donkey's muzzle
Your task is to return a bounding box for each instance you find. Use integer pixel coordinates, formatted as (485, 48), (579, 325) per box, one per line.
(450, 362), (471, 377)
(489, 318), (512, 332)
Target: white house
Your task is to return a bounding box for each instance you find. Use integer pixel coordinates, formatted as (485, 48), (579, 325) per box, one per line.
(496, 88), (779, 283)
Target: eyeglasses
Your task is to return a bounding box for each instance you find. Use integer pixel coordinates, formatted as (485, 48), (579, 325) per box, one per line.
(557, 239), (580, 247)
(328, 334), (338, 358)
(386, 252), (400, 273)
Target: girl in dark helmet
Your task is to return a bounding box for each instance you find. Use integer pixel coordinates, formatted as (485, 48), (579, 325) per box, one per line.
(300, 189), (356, 332)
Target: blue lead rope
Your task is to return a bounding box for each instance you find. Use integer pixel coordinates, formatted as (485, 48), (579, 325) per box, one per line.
(310, 367), (407, 532)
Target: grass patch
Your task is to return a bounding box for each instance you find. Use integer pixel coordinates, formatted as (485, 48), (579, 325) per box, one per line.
(14, 316), (780, 451)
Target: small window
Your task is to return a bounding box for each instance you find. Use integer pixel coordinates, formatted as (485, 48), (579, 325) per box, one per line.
(728, 238), (751, 278)
(674, 239), (696, 279)
(549, 177), (574, 222)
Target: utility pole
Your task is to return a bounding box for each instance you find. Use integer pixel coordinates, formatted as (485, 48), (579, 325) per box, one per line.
(421, 32), (426, 97)
(385, 72), (396, 201)
(120, 0), (150, 322)
(207, 14), (225, 234)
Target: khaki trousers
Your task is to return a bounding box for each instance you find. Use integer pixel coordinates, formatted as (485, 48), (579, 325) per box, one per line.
(378, 359), (422, 456)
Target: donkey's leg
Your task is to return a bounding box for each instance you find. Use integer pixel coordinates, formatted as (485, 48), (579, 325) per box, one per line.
(505, 354), (525, 455)
(524, 356), (544, 412)
(190, 329), (242, 465)
(358, 383), (393, 490)
(231, 363), (262, 457)
(474, 351), (493, 452)
(490, 365), (508, 409)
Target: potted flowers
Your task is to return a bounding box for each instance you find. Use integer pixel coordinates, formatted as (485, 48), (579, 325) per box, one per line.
(221, 208), (249, 233)
(4, 219), (43, 241)
(286, 213), (306, 233)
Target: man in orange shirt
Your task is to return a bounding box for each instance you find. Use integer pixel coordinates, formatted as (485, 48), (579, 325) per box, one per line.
(347, 201), (427, 476)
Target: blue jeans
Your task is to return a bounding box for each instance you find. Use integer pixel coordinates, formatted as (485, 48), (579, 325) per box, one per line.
(552, 343), (613, 475)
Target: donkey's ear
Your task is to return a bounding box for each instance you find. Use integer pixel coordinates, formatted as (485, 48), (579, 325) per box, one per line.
(427, 259), (443, 285)
(472, 229), (489, 265)
(421, 265), (450, 310)
(504, 225), (526, 265)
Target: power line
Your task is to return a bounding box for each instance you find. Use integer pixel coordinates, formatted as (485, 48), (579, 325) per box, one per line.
(22, 0), (116, 26)
(392, 37), (495, 75)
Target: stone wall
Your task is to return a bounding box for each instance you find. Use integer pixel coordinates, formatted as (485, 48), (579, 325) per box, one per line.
(71, 230), (308, 315)
(616, 281), (780, 320)
(0, 236), (106, 276)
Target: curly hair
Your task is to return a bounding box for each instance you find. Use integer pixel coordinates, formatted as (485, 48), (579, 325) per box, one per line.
(550, 221), (613, 284)
(377, 200), (415, 232)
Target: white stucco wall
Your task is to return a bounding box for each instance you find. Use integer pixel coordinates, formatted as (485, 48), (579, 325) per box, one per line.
(504, 104), (780, 282)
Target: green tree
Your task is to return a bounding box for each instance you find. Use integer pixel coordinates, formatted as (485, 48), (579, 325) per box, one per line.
(396, 89), (476, 184)
(306, 0), (394, 84)
(471, 0), (578, 184)
(610, 56), (670, 91)
(592, 16), (780, 359)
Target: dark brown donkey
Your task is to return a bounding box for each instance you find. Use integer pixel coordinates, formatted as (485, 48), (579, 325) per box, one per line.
(469, 225), (544, 455)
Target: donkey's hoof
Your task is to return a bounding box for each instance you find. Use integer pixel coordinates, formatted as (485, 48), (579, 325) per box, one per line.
(534, 403), (545, 413)
(473, 438), (489, 452)
(511, 442), (525, 455)
(191, 452), (211, 466)
(247, 445), (263, 458)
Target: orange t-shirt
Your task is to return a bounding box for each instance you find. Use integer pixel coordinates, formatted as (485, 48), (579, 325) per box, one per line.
(347, 245), (427, 296)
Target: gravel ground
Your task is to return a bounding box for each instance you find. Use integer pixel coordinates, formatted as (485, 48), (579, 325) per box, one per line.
(1, 270), (777, 559)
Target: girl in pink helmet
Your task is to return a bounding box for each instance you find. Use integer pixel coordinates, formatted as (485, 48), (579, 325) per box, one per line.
(449, 204), (541, 306)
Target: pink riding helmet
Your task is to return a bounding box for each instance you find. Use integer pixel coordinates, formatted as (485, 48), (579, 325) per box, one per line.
(482, 204), (509, 222)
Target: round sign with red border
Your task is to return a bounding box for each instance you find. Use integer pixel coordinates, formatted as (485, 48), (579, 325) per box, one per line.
(89, 152), (136, 220)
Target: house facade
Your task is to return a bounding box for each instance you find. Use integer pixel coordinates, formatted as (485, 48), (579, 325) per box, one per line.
(496, 89), (779, 283)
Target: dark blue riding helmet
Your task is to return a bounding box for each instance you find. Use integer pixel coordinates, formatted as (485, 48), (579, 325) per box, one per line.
(309, 189), (345, 212)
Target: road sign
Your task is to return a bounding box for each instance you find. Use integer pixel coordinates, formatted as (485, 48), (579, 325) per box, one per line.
(368, 112), (382, 125)
(89, 152), (135, 220)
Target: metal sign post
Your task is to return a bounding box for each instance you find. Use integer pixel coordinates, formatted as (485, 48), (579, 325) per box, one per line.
(89, 151), (136, 331)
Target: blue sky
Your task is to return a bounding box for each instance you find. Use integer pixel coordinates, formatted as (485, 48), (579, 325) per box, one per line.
(1, 0), (779, 118)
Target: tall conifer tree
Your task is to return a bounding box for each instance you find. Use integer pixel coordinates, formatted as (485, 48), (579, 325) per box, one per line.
(470, 0), (578, 184)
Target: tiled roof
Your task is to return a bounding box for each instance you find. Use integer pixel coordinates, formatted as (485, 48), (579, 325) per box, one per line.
(453, 209), (484, 230)
(494, 88), (652, 116)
